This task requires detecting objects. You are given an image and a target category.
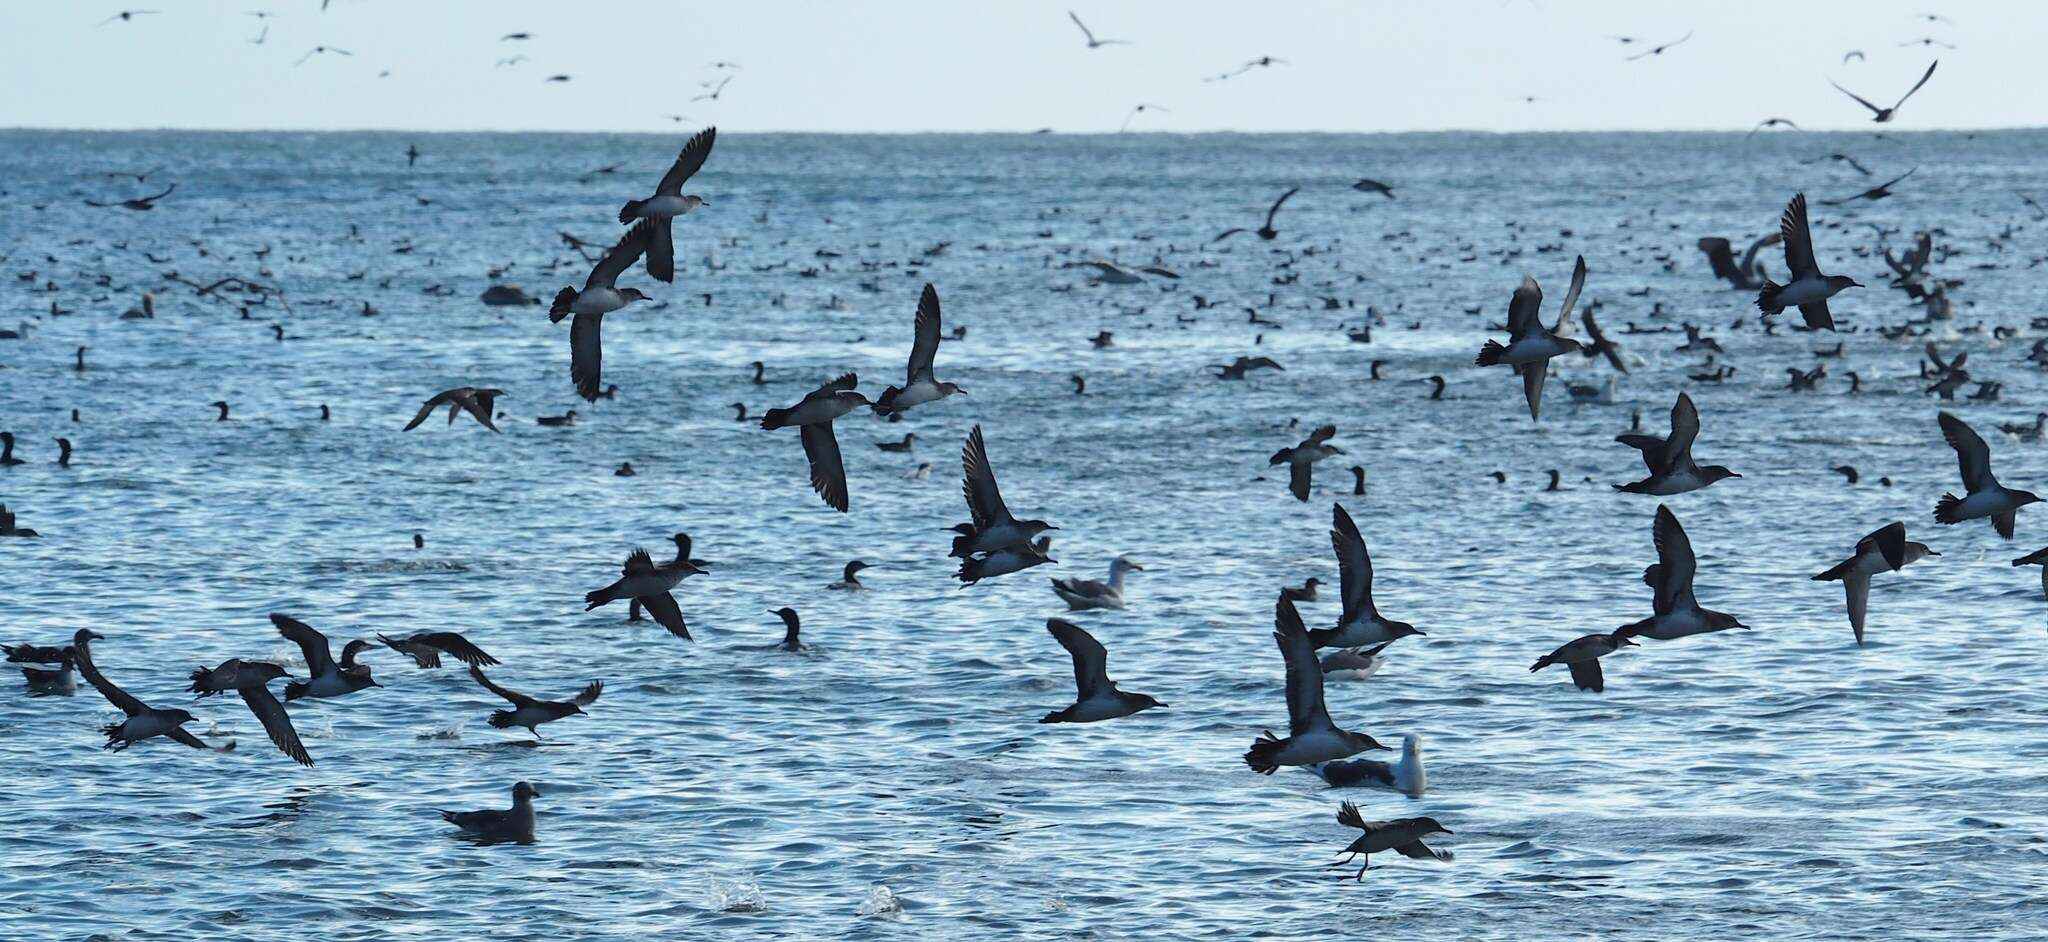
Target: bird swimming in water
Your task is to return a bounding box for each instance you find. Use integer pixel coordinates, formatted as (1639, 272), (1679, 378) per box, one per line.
(585, 548), (704, 640)
(766, 607), (807, 652)
(272, 614), (380, 701)
(873, 284), (965, 416)
(469, 667), (600, 739)
(1309, 733), (1426, 797)
(1332, 803), (1452, 879)
(760, 373), (869, 513)
(616, 126), (715, 283)
(403, 387), (504, 432)
(1282, 578), (1321, 602)
(1049, 555), (1144, 610)
(1756, 194), (1859, 331)
(441, 781), (539, 843)
(1310, 503), (1424, 650)
(1476, 255), (1586, 419)
(536, 410), (577, 427)
(1614, 392), (1740, 495)
(1270, 424), (1343, 502)
(877, 433), (917, 453)
(1039, 618), (1164, 723)
(551, 221), (655, 402)
(4, 642), (77, 693)
(1617, 506), (1747, 641)
(1246, 594), (1388, 774)
(1812, 522), (1937, 644)
(1933, 411), (2039, 538)
(1530, 630), (1636, 692)
(827, 560), (869, 590)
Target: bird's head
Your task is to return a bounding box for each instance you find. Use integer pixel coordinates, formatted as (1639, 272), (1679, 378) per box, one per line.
(2017, 490), (2045, 508)
(1413, 817), (1453, 836)
(513, 781), (540, 800)
(166, 709), (197, 725)
(1827, 275), (1864, 291)
(73, 628), (104, 645)
(1114, 556), (1145, 573)
(620, 288), (650, 304)
(1712, 612), (1750, 631)
(1348, 731), (1391, 752)
(243, 661), (291, 684)
(1131, 693), (1167, 712)
(1702, 466), (1743, 484)
(1390, 621), (1425, 639)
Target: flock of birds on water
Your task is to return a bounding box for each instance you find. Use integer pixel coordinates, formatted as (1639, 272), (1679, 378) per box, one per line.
(5, 7), (2046, 879)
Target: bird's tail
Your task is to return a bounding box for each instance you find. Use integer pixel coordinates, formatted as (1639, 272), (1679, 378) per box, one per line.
(1933, 492), (1964, 525)
(955, 557), (984, 586)
(187, 665), (220, 697)
(758, 407), (794, 431)
(1474, 340), (1507, 367)
(1243, 730), (1283, 775)
(1038, 709), (1067, 724)
(1755, 280), (1784, 316)
(1812, 559), (1855, 581)
(1306, 626), (1340, 649)
(101, 722), (125, 745)
(584, 585), (620, 610)
(283, 680), (310, 701)
(617, 198), (645, 225)
(548, 287), (576, 323)
(489, 710), (518, 730)
(1528, 655), (1554, 673)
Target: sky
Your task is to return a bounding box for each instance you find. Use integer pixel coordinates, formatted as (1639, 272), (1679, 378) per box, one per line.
(1, 1), (2033, 133)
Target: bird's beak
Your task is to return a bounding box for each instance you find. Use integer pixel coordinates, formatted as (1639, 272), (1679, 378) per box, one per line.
(1438, 827), (1454, 834)
(1927, 549), (1942, 556)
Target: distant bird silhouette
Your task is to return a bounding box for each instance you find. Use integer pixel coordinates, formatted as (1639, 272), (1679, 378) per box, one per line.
(1830, 61), (1938, 123)
(1067, 11), (1132, 48)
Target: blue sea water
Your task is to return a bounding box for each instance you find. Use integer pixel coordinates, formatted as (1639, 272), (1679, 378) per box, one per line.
(2, 129), (2047, 940)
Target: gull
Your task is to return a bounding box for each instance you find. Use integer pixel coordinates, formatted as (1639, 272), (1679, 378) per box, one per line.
(1068, 11), (1131, 48)
(1614, 392), (1740, 495)
(949, 424), (1057, 557)
(760, 373), (870, 512)
(376, 631), (500, 669)
(617, 126), (715, 283)
(550, 220), (655, 402)
(72, 630), (217, 753)
(1310, 503), (1425, 649)
(1934, 411), (2039, 538)
(1040, 619), (1165, 723)
(1119, 103), (1168, 132)
(1333, 803), (1453, 879)
(690, 75), (733, 102)
(99, 10), (158, 25)
(1618, 506), (1748, 641)
(402, 387), (504, 432)
(1310, 734), (1426, 796)
(1245, 594), (1388, 774)
(1756, 194), (1859, 331)
(294, 45), (352, 66)
(1822, 168), (1915, 205)
(585, 548), (704, 639)
(1830, 61), (1938, 123)
(84, 184), (175, 210)
(273, 614), (380, 700)
(1270, 425), (1344, 502)
(1213, 186), (1298, 242)
(1625, 30), (1692, 60)
(469, 667), (599, 739)
(1476, 255), (1586, 419)
(874, 283), (965, 416)
(1813, 522), (1937, 644)
(442, 782), (538, 843)
(1049, 556), (1144, 610)
(1530, 630), (1636, 692)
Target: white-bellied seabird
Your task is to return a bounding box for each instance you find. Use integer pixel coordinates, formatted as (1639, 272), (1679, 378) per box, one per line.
(958, 543), (1055, 585)
(72, 630), (218, 753)
(1310, 503), (1424, 649)
(1040, 618), (1165, 723)
(1830, 60), (1937, 123)
(1615, 392), (1740, 495)
(585, 548), (704, 640)
(469, 667), (600, 739)
(1530, 630), (1636, 691)
(551, 221), (655, 402)
(1309, 733), (1426, 797)
(1617, 506), (1748, 641)
(1934, 411), (2039, 538)
(1319, 641), (1390, 680)
(949, 425), (1057, 557)
(1813, 521), (1936, 644)
(874, 284), (965, 416)
(403, 387), (504, 432)
(760, 373), (869, 513)
(1049, 556), (1144, 610)
(1756, 194), (1859, 331)
(1476, 255), (1586, 419)
(273, 614), (381, 701)
(5, 643), (77, 693)
(1333, 803), (1452, 879)
(376, 632), (500, 669)
(442, 782), (538, 843)
(616, 126), (715, 283)
(1246, 594), (1387, 774)
(1270, 425), (1343, 502)
(827, 560), (869, 590)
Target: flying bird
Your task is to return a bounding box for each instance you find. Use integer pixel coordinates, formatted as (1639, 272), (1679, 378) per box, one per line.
(1270, 425), (1343, 502)
(468, 667), (600, 738)
(1748, 117), (1800, 136)
(759, 374), (870, 512)
(1475, 255), (1586, 419)
(272, 614), (379, 700)
(1614, 392), (1740, 495)
(1812, 522), (1937, 643)
(617, 126), (715, 283)
(1068, 11), (1131, 48)
(550, 221), (655, 401)
(1821, 168), (1915, 205)
(691, 75), (733, 101)
(294, 45), (352, 66)
(72, 630), (215, 753)
(1625, 31), (1693, 60)
(584, 548), (704, 639)
(1039, 619), (1165, 723)
(1617, 506), (1747, 641)
(402, 387), (504, 432)
(99, 10), (158, 25)
(375, 632), (499, 669)
(1118, 103), (1169, 132)
(1830, 61), (1938, 123)
(1332, 803), (1452, 880)
(1756, 193), (1859, 331)
(1213, 186), (1299, 242)
(949, 425), (1058, 559)
(1245, 594), (1387, 774)
(1530, 630), (1636, 692)
(1934, 411), (2040, 538)
(84, 184), (175, 211)
(873, 283), (966, 416)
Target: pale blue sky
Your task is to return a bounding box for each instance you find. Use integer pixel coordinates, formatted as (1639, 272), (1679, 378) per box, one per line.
(1, 1), (2029, 132)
